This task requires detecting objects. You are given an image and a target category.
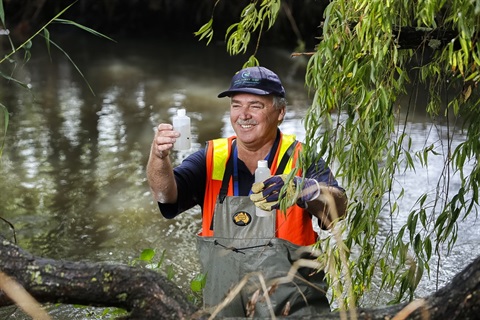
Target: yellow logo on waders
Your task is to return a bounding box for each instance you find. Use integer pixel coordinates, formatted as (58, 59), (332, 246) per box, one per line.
(232, 211), (252, 226)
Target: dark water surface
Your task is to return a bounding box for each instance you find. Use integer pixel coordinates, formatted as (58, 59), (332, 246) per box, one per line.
(0, 35), (478, 318)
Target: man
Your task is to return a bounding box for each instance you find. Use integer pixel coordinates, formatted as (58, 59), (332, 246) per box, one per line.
(147, 66), (347, 317)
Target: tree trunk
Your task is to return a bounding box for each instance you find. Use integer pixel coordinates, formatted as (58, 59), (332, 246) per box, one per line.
(0, 235), (479, 319)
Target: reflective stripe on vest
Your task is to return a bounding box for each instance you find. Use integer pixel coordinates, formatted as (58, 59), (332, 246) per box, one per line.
(201, 133), (317, 246)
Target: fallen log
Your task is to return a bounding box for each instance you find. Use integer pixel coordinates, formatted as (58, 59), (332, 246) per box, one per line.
(0, 236), (203, 319)
(0, 234), (479, 319)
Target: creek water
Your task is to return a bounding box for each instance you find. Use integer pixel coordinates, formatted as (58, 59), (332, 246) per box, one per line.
(0, 35), (478, 318)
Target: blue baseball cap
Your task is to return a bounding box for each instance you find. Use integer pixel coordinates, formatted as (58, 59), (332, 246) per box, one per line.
(218, 66), (286, 98)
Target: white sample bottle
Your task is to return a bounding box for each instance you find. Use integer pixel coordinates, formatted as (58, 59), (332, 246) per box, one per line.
(172, 108), (191, 150)
(254, 160), (273, 217)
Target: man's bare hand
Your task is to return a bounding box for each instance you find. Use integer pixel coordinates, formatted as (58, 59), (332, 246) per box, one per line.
(152, 123), (180, 159)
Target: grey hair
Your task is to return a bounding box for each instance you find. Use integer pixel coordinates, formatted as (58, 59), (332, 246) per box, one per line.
(273, 96), (287, 110)
(273, 96), (287, 125)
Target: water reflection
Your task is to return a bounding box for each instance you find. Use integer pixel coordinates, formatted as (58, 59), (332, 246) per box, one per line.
(0, 36), (478, 318)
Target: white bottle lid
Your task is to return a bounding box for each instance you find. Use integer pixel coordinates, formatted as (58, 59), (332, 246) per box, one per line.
(177, 109), (186, 116)
(258, 160), (268, 168)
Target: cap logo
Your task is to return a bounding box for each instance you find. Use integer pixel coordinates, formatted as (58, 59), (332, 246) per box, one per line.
(241, 71), (251, 78)
(232, 211), (252, 226)
(233, 71), (260, 88)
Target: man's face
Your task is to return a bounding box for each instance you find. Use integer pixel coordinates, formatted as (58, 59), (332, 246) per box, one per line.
(229, 93), (285, 146)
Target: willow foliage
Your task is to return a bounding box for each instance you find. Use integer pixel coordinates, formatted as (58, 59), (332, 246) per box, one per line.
(196, 0), (480, 308)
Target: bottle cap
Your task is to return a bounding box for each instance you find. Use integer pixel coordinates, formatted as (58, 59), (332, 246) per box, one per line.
(257, 160), (268, 168)
(177, 109), (186, 116)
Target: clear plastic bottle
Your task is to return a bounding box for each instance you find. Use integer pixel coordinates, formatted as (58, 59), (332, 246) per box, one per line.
(254, 160), (273, 217)
(172, 108), (191, 150)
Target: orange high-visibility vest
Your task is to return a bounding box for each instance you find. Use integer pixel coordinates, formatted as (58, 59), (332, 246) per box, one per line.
(201, 133), (318, 246)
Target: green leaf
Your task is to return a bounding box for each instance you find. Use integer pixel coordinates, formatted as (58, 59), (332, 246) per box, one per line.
(23, 47), (31, 63)
(156, 249), (167, 269)
(190, 273), (207, 292)
(24, 40), (32, 49)
(414, 233), (422, 254)
(0, 102), (8, 158)
(139, 248), (155, 262)
(424, 237), (432, 260)
(54, 18), (115, 42)
(323, 2), (334, 34)
(166, 264), (175, 280)
(195, 19), (213, 35)
(43, 28), (51, 58)
(194, 19), (214, 45)
(407, 212), (418, 242)
(434, 211), (448, 230)
(0, 69), (30, 89)
(243, 55), (259, 68)
(0, 0), (5, 26)
(45, 37), (95, 95)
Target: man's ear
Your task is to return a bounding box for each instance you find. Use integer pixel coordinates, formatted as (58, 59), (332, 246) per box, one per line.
(278, 107), (286, 123)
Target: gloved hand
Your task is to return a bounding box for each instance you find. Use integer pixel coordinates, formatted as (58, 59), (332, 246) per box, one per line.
(250, 174), (321, 211)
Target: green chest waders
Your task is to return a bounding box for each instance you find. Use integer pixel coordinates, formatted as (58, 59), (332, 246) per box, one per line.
(196, 195), (331, 318)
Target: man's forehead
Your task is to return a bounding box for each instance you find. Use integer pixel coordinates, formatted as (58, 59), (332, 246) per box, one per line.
(230, 93), (273, 104)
